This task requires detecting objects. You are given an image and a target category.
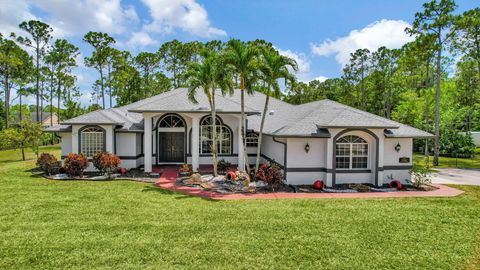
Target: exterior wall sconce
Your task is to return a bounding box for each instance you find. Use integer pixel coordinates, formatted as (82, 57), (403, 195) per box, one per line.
(395, 143), (401, 152)
(305, 143), (310, 153)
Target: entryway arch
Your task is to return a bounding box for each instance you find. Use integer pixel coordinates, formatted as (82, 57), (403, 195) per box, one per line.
(156, 113), (187, 163)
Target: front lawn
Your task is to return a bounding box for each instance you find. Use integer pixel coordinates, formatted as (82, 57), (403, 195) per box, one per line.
(1, 146), (480, 269)
(414, 148), (480, 169)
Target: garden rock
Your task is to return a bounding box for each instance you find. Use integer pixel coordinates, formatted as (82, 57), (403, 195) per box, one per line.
(51, 174), (69, 180)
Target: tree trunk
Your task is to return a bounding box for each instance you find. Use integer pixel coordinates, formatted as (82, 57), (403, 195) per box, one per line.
(108, 65), (112, 108)
(4, 73), (9, 128)
(57, 78), (61, 125)
(100, 68), (105, 109)
(21, 144), (25, 161)
(19, 93), (22, 122)
(425, 94), (430, 157)
(240, 77), (250, 174)
(36, 44), (40, 122)
(255, 94), (269, 172)
(433, 34), (442, 166)
(210, 93), (218, 177)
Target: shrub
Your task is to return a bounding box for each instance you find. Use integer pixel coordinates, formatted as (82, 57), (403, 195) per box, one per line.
(64, 153), (88, 177)
(36, 153), (58, 175)
(92, 152), (121, 179)
(439, 129), (476, 158)
(409, 166), (432, 188)
(179, 163), (192, 173)
(256, 162), (284, 190)
(217, 159), (232, 173)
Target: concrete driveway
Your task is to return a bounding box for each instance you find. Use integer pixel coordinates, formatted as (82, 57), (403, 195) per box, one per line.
(432, 168), (480, 185)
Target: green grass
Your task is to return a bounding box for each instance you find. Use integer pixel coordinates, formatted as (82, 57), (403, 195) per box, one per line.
(1, 146), (480, 269)
(414, 148), (480, 169)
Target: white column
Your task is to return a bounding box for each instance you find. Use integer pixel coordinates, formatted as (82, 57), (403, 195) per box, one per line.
(144, 115), (152, 173)
(191, 116), (200, 172)
(325, 137), (333, 187)
(237, 117), (245, 171)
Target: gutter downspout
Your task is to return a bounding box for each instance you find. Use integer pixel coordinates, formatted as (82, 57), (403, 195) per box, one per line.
(273, 136), (287, 181)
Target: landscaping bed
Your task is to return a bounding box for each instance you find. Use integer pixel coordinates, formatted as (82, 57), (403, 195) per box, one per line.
(176, 174), (438, 194)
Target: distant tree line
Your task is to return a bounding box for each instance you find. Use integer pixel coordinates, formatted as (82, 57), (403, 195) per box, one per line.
(1, 0), (479, 164)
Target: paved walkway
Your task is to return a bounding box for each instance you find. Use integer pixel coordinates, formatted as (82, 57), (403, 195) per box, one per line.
(432, 168), (480, 186)
(153, 167), (464, 200)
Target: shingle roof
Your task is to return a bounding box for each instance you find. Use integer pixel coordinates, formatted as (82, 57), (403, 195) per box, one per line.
(49, 88), (433, 138)
(127, 88), (259, 114)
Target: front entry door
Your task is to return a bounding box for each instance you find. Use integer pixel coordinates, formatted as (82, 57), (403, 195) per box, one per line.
(158, 132), (184, 162)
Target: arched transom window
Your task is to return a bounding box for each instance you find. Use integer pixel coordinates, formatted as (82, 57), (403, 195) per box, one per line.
(80, 126), (105, 157)
(246, 132), (258, 147)
(200, 116), (232, 154)
(335, 135), (368, 169)
(158, 114), (185, 128)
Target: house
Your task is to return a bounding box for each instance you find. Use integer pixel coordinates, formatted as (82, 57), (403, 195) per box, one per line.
(46, 88), (432, 187)
(14, 112), (59, 128)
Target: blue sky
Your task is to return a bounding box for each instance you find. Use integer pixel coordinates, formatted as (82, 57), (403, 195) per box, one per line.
(0, 0), (477, 106)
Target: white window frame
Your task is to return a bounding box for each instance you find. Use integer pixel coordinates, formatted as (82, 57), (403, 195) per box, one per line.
(80, 126), (105, 158)
(335, 135), (369, 170)
(200, 116), (232, 155)
(245, 133), (258, 147)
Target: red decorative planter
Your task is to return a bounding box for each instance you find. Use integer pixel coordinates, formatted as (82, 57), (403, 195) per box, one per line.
(313, 180), (324, 190)
(389, 180), (402, 190)
(225, 171), (237, 181)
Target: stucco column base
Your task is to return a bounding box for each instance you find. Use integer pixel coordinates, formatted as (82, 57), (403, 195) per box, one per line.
(326, 172), (333, 187)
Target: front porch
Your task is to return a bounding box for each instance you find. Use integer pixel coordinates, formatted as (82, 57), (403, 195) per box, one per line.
(143, 112), (248, 173)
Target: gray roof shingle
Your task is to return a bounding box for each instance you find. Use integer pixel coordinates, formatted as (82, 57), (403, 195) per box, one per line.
(49, 88), (433, 138)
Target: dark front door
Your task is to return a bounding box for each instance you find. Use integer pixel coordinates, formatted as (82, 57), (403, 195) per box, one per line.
(158, 132), (185, 162)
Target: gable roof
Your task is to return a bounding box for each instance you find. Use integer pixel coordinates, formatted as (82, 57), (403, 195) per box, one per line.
(46, 88), (433, 138)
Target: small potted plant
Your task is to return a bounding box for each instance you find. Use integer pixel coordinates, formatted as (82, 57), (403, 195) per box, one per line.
(178, 163), (193, 177)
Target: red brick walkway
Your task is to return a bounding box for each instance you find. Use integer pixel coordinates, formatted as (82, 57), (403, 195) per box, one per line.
(153, 167), (464, 200)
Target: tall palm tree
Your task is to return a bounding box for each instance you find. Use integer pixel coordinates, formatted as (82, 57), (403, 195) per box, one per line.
(186, 49), (233, 176)
(223, 39), (259, 173)
(255, 48), (298, 172)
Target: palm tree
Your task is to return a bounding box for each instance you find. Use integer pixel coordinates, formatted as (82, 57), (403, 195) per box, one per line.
(255, 48), (298, 172)
(185, 49), (233, 176)
(223, 39), (259, 173)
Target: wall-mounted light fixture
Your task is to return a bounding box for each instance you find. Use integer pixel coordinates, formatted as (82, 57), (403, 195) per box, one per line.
(395, 142), (401, 152)
(305, 143), (310, 153)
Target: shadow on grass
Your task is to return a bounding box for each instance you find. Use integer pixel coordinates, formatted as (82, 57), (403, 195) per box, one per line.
(141, 185), (218, 201)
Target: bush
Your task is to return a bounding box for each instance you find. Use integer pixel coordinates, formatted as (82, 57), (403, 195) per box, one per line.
(36, 153), (58, 175)
(217, 159), (232, 173)
(439, 129), (476, 158)
(256, 162), (284, 190)
(409, 166), (432, 188)
(64, 153), (88, 177)
(92, 152), (121, 179)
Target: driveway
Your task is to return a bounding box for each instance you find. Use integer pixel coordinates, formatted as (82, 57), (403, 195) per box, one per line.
(432, 168), (480, 185)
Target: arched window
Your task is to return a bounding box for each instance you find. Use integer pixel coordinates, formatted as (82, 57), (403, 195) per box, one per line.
(246, 132), (258, 147)
(200, 116), (232, 154)
(336, 135), (368, 169)
(158, 114), (185, 128)
(80, 126), (105, 157)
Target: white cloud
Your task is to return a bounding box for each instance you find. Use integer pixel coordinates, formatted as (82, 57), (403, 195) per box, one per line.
(0, 0), (139, 38)
(0, 0), (35, 36)
(314, 76), (328, 82)
(141, 0), (226, 37)
(125, 31), (159, 48)
(276, 48), (310, 75)
(311, 19), (414, 66)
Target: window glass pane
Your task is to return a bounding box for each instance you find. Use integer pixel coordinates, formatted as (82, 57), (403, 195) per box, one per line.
(336, 157), (350, 169)
(352, 157), (368, 169)
(81, 127), (104, 157)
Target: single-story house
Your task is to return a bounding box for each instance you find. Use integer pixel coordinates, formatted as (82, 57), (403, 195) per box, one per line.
(46, 88), (432, 187)
(14, 112), (59, 128)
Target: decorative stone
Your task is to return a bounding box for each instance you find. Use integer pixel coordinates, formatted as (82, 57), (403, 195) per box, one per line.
(190, 173), (202, 182)
(51, 174), (69, 180)
(149, 172), (160, 178)
(91, 175), (108, 180)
